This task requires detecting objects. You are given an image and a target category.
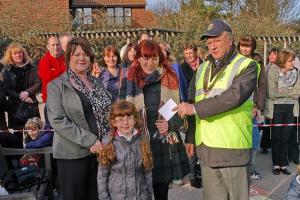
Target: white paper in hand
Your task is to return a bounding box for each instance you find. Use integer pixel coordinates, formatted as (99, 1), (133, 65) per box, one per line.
(158, 98), (178, 121)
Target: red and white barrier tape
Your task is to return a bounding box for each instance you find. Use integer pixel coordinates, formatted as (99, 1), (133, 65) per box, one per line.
(0, 124), (299, 133)
(254, 123), (300, 127)
(0, 129), (54, 133)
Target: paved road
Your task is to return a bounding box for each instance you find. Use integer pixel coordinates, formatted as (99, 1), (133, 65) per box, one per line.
(169, 150), (298, 200)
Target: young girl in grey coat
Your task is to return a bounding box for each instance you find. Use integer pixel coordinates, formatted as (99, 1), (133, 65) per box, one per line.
(97, 100), (153, 200)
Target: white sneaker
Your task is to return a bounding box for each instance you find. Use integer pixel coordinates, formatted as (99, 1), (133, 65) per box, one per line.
(172, 179), (183, 185)
(250, 171), (262, 180)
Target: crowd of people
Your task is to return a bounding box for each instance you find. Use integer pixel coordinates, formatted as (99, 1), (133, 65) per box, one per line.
(1, 18), (300, 200)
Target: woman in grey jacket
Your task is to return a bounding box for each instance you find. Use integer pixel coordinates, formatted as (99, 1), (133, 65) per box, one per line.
(46, 37), (112, 200)
(264, 49), (300, 176)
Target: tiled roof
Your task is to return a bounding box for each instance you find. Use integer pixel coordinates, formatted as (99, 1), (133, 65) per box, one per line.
(72, 0), (146, 7)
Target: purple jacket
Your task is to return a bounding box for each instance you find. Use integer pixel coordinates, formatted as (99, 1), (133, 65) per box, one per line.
(25, 125), (53, 149)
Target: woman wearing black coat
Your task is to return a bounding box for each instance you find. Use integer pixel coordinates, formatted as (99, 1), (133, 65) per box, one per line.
(2, 43), (41, 138)
(0, 63), (9, 130)
(0, 63), (22, 151)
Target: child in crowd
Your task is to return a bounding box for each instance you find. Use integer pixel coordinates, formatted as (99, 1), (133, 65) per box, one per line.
(97, 100), (153, 200)
(250, 105), (262, 180)
(20, 117), (53, 166)
(285, 165), (300, 199)
(23, 117), (53, 149)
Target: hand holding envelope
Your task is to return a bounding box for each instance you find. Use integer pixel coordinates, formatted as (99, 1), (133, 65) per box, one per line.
(156, 99), (180, 144)
(158, 98), (178, 121)
(159, 99), (196, 119)
(172, 102), (196, 118)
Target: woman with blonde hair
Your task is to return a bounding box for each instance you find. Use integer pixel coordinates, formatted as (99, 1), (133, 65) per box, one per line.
(2, 42), (41, 138)
(264, 49), (300, 175)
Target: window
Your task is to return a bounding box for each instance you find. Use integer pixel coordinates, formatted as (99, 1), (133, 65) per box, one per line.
(106, 7), (131, 26)
(74, 8), (92, 25)
(115, 7), (124, 25)
(124, 8), (131, 25)
(74, 8), (83, 26)
(83, 8), (92, 25)
(107, 8), (114, 17)
(107, 8), (114, 25)
(124, 8), (131, 17)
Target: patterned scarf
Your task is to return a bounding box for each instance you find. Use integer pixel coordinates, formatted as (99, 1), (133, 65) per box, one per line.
(68, 68), (112, 139)
(278, 67), (298, 89)
(124, 61), (180, 137)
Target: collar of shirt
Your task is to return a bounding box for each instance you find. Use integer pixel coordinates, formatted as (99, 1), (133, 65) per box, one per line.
(117, 128), (138, 142)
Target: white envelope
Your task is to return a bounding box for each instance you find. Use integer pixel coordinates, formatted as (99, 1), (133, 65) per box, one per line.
(158, 98), (178, 121)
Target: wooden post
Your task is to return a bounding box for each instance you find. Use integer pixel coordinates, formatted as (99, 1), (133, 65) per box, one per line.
(284, 40), (287, 48)
(264, 40), (267, 67)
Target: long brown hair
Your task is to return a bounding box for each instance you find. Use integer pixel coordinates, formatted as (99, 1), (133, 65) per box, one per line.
(98, 100), (153, 170)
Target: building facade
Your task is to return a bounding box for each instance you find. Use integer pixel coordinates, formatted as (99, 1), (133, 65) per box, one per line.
(0, 0), (154, 34)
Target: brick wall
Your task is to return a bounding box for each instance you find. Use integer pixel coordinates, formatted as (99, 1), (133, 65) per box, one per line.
(0, 0), (70, 36)
(131, 8), (155, 27)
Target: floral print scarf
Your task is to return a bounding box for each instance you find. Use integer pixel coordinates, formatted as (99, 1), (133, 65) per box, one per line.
(68, 68), (112, 139)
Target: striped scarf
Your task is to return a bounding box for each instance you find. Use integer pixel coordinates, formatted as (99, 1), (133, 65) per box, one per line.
(124, 61), (180, 137)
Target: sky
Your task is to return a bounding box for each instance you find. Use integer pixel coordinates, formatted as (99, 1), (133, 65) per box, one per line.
(146, 0), (181, 11)
(146, 0), (156, 9)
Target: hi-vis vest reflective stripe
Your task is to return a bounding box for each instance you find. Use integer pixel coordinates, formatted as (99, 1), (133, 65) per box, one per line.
(194, 54), (259, 149)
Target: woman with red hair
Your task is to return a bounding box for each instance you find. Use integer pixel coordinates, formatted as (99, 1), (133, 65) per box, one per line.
(119, 40), (190, 200)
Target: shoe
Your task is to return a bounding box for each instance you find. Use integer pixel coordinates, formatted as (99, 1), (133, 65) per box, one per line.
(281, 168), (291, 175)
(261, 148), (268, 154)
(250, 171), (262, 180)
(190, 178), (202, 188)
(172, 179), (183, 185)
(272, 168), (280, 175)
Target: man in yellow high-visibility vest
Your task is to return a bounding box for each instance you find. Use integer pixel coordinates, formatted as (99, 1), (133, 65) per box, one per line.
(174, 19), (259, 200)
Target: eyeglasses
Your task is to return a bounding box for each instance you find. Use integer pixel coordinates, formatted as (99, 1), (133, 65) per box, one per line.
(206, 39), (222, 48)
(114, 116), (135, 124)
